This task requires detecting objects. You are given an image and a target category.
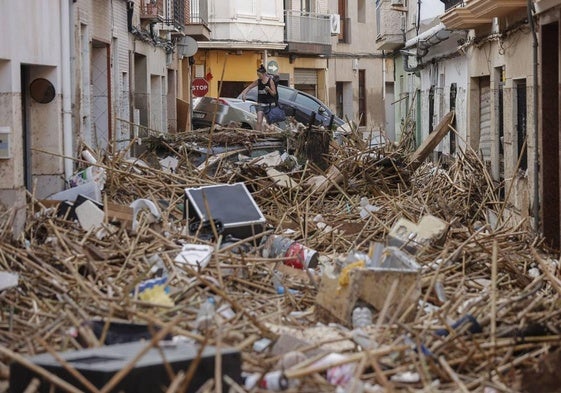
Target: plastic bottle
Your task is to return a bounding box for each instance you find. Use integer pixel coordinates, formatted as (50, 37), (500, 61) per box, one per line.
(82, 149), (98, 164)
(243, 370), (297, 391)
(351, 306), (373, 329)
(195, 297), (216, 331)
(271, 271), (285, 294)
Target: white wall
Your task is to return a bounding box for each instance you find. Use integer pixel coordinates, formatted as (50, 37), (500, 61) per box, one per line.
(209, 0), (285, 43)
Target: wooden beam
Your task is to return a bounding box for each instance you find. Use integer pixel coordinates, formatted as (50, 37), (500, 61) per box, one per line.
(407, 111), (455, 171)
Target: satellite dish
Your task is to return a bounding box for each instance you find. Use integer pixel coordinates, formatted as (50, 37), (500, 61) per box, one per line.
(177, 36), (198, 58)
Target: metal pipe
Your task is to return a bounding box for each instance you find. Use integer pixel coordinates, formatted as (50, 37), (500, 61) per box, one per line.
(528, 0), (539, 231)
(61, 0), (73, 179)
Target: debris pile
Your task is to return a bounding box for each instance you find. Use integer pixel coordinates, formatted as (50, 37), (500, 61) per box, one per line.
(0, 121), (559, 392)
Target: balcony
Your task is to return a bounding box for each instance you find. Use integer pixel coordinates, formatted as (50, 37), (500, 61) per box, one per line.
(441, 0), (527, 30)
(375, 0), (406, 51)
(284, 11), (332, 56)
(159, 0), (185, 34)
(184, 0), (211, 41)
(140, 0), (163, 23)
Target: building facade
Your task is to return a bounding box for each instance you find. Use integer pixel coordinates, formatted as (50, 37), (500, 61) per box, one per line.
(190, 0), (385, 136)
(379, 0), (561, 249)
(328, 0), (386, 137)
(0, 0), (188, 234)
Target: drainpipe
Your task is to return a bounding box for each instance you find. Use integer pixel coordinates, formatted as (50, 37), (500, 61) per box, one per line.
(61, 0), (73, 179)
(528, 0), (539, 231)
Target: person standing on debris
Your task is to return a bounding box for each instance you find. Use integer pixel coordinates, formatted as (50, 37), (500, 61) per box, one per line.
(240, 64), (277, 131)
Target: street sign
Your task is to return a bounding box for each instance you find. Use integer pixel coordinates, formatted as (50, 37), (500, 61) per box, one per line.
(177, 36), (198, 58)
(267, 60), (279, 75)
(192, 78), (209, 97)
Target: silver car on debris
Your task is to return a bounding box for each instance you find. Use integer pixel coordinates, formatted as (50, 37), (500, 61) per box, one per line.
(192, 97), (260, 130)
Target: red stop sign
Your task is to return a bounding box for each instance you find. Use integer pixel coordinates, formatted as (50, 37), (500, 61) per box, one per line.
(192, 78), (209, 97)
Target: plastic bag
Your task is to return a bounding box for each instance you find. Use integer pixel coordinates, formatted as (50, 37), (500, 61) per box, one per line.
(266, 105), (286, 124)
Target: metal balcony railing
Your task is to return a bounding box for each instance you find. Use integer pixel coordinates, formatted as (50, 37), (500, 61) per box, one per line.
(162, 0), (185, 31)
(284, 10), (331, 46)
(441, 0), (464, 11)
(186, 0), (208, 26)
(140, 0), (163, 20)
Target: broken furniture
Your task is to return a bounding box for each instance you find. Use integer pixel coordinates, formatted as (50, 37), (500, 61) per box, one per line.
(184, 182), (266, 239)
(10, 341), (241, 393)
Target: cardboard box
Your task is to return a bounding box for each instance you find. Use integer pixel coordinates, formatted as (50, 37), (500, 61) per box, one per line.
(316, 248), (421, 327)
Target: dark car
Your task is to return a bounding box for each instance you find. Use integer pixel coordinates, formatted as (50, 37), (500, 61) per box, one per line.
(238, 84), (350, 132)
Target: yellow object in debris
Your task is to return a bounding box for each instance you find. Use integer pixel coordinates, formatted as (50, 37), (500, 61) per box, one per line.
(139, 286), (174, 307)
(338, 260), (366, 289)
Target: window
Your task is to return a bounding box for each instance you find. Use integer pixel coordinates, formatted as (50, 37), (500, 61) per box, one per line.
(338, 0), (348, 43)
(428, 85), (435, 133)
(236, 0), (256, 15)
(358, 0), (365, 23)
(261, 2), (277, 18)
(358, 70), (366, 126)
(450, 83), (457, 154)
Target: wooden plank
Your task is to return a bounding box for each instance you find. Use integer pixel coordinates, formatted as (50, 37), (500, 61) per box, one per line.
(407, 110), (455, 171)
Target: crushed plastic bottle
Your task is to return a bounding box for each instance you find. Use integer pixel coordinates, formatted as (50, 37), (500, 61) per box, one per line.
(351, 306), (373, 329)
(271, 271), (298, 295)
(195, 296), (216, 331)
(271, 271), (286, 294)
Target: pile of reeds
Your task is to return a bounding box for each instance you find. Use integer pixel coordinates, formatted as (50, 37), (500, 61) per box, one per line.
(0, 126), (558, 393)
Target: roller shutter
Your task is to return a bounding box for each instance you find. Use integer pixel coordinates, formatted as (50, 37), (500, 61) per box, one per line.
(294, 68), (318, 85)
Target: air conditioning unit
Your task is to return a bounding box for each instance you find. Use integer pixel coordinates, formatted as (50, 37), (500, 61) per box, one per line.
(330, 14), (341, 35)
(391, 0), (404, 5)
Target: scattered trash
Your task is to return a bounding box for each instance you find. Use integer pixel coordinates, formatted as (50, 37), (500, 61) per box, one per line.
(159, 156), (178, 173)
(184, 182), (266, 239)
(435, 314), (482, 337)
(74, 199), (105, 231)
(390, 370), (421, 383)
(262, 235), (319, 269)
(68, 165), (106, 190)
(312, 353), (356, 386)
(253, 338), (273, 353)
(136, 276), (173, 307)
(351, 306), (373, 329)
(316, 246), (421, 327)
(359, 196), (380, 219)
(129, 198), (161, 232)
(46, 181), (102, 203)
(195, 296), (216, 331)
(244, 370), (298, 391)
(387, 215), (449, 255)
(0, 272), (18, 292)
(271, 270), (298, 295)
(174, 244), (214, 269)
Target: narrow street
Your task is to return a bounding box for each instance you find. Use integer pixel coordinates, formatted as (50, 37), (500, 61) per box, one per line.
(2, 0), (561, 392)
(1, 121), (559, 392)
